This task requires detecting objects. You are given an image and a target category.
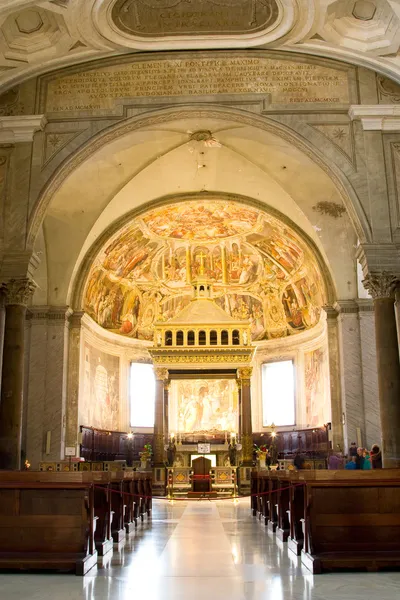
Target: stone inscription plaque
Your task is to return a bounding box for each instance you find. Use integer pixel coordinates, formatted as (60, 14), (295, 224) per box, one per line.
(45, 57), (350, 112)
(111, 0), (279, 36)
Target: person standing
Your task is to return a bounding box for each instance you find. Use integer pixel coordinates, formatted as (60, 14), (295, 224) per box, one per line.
(370, 444), (383, 469)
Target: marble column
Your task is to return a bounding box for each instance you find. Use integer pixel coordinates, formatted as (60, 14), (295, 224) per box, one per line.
(357, 300), (381, 449)
(0, 278), (36, 470)
(25, 307), (71, 467)
(164, 381), (170, 443)
(237, 367), (253, 466)
(323, 306), (344, 452)
(335, 300), (365, 452)
(154, 367), (168, 466)
(65, 311), (83, 456)
(363, 273), (400, 468)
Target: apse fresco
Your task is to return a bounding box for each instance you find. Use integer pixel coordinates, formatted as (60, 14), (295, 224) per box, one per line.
(83, 199), (325, 341)
(304, 348), (330, 427)
(80, 342), (120, 431)
(169, 379), (238, 434)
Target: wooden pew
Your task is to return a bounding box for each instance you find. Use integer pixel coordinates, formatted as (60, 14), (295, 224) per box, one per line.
(0, 472), (98, 575)
(299, 470), (400, 573)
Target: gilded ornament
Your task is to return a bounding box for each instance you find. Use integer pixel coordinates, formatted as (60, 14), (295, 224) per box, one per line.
(154, 367), (169, 381)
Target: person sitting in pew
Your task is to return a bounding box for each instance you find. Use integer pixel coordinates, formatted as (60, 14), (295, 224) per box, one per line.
(362, 449), (372, 470)
(345, 456), (357, 470)
(370, 444), (382, 469)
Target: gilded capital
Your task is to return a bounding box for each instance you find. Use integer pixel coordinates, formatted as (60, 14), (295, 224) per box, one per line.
(154, 367), (169, 381)
(362, 272), (399, 300)
(3, 278), (36, 306)
(237, 367), (252, 381)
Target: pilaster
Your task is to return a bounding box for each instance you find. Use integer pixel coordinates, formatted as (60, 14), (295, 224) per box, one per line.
(65, 311), (84, 456)
(323, 306), (344, 452)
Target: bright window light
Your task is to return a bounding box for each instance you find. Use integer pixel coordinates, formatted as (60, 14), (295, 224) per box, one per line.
(130, 363), (156, 427)
(262, 360), (295, 427)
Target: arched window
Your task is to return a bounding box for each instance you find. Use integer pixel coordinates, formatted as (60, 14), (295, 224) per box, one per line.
(165, 330), (172, 346)
(130, 363), (155, 427)
(221, 330), (229, 345)
(232, 329), (240, 345)
(176, 330), (184, 346)
(199, 330), (206, 345)
(262, 361), (295, 427)
(210, 330), (218, 345)
(187, 330), (195, 346)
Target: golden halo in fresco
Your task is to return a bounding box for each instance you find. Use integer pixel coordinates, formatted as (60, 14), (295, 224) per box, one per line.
(141, 201), (260, 241)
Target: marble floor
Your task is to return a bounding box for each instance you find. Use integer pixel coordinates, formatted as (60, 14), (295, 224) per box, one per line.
(1, 498), (400, 600)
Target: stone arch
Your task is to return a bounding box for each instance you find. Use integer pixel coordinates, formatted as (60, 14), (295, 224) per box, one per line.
(27, 104), (371, 251)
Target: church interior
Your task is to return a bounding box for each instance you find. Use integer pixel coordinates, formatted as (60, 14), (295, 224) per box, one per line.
(0, 0), (400, 598)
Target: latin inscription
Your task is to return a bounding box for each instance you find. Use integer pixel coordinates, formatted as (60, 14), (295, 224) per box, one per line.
(111, 0), (279, 36)
(46, 57), (350, 112)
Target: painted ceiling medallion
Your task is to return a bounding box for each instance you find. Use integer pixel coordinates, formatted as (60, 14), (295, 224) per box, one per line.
(111, 0), (280, 37)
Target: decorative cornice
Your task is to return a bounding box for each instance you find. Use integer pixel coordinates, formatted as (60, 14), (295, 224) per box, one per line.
(334, 300), (359, 315)
(356, 299), (375, 313)
(322, 305), (339, 321)
(0, 116), (47, 143)
(3, 278), (36, 307)
(68, 310), (84, 329)
(362, 272), (399, 300)
(27, 305), (72, 322)
(349, 105), (400, 132)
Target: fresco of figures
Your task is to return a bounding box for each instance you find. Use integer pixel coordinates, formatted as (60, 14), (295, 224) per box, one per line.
(83, 199), (326, 341)
(304, 347), (330, 428)
(80, 342), (120, 431)
(169, 379), (238, 434)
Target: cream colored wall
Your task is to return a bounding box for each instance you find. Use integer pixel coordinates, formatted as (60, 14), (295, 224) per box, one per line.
(36, 116), (358, 308)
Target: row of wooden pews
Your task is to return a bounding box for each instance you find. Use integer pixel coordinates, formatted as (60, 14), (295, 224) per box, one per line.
(251, 469), (400, 573)
(0, 470), (152, 575)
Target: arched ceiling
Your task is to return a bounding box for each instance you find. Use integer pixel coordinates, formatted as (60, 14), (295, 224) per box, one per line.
(83, 198), (326, 342)
(35, 114), (358, 308)
(1, 0), (400, 94)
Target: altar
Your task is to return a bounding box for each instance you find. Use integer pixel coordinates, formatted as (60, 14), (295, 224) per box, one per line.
(149, 272), (255, 495)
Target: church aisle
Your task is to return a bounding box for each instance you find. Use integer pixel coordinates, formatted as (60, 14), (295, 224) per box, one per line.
(0, 498), (400, 600)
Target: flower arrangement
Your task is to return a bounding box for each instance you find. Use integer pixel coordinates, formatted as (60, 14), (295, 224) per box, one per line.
(139, 443), (152, 461)
(254, 444), (269, 458)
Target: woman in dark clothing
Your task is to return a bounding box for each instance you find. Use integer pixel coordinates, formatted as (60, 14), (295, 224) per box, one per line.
(370, 444), (383, 469)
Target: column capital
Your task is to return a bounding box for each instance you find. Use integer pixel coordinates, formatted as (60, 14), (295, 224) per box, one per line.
(154, 367), (169, 381)
(237, 367), (252, 382)
(362, 272), (399, 300)
(0, 115), (47, 143)
(349, 105), (400, 131)
(3, 278), (36, 306)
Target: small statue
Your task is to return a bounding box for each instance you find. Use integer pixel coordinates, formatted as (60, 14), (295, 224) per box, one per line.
(228, 441), (237, 466)
(243, 331), (248, 345)
(167, 440), (176, 467)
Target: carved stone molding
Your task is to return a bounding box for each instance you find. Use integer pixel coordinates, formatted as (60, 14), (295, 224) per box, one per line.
(3, 278), (36, 306)
(349, 105), (400, 132)
(362, 272), (400, 300)
(322, 305), (339, 321)
(334, 300), (359, 314)
(68, 310), (84, 329)
(27, 305), (71, 323)
(0, 115), (47, 143)
(154, 367), (169, 381)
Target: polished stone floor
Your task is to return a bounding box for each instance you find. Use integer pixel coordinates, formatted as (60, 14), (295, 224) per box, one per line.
(1, 498), (400, 599)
